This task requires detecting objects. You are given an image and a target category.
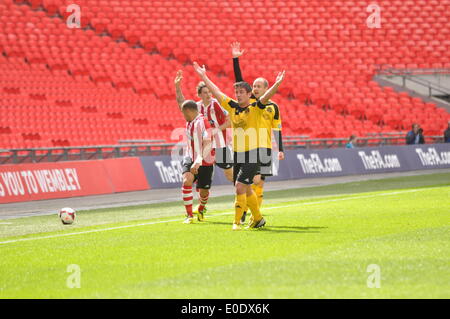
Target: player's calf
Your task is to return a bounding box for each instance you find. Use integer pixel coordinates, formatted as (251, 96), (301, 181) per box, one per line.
(182, 173), (195, 220)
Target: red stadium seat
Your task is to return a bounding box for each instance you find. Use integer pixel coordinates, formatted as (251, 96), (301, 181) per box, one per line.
(0, 0), (448, 149)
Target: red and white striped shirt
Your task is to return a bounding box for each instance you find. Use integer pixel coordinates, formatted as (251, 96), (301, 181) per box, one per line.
(197, 98), (229, 149)
(185, 114), (214, 166)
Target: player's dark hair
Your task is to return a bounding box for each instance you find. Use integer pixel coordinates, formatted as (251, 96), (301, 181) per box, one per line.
(234, 81), (252, 93)
(197, 81), (208, 95)
(182, 100), (198, 112)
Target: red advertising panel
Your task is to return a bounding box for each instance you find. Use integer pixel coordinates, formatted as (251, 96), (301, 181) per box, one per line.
(102, 157), (150, 193)
(0, 158), (149, 204)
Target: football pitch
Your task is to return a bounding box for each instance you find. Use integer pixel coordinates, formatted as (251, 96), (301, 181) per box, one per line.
(0, 173), (449, 299)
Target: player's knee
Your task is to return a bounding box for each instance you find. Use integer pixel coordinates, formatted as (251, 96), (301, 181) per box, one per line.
(253, 174), (262, 185)
(182, 173), (194, 186)
(199, 188), (209, 198)
(235, 182), (247, 195)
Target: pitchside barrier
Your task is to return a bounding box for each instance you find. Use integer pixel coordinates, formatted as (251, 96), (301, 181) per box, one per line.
(0, 157), (149, 204)
(0, 144), (449, 204)
(140, 144), (450, 188)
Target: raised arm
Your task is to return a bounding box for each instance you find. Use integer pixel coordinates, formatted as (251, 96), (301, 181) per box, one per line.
(193, 62), (225, 103)
(174, 70), (185, 111)
(231, 42), (245, 82)
(259, 71), (286, 105)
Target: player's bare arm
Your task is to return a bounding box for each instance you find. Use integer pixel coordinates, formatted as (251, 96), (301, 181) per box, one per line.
(174, 70), (185, 110)
(259, 71), (286, 105)
(202, 137), (213, 166)
(219, 116), (231, 131)
(193, 62), (225, 103)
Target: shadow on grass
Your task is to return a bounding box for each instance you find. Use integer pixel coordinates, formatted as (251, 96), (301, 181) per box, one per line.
(207, 221), (327, 233)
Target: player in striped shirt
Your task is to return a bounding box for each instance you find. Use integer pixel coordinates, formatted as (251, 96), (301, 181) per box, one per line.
(231, 42), (285, 224)
(195, 81), (234, 183)
(175, 71), (215, 224)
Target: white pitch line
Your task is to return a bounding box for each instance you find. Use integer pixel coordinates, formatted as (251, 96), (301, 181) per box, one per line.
(0, 186), (447, 246)
(0, 223), (12, 225)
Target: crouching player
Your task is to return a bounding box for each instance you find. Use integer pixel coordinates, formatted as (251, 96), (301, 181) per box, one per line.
(175, 71), (215, 223)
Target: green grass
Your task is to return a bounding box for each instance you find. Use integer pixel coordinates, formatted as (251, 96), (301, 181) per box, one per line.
(0, 173), (449, 299)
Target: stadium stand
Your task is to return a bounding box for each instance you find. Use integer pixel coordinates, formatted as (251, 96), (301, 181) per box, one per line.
(1, 0), (449, 149)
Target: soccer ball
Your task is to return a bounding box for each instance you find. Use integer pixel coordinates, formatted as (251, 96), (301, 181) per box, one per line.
(59, 207), (76, 225)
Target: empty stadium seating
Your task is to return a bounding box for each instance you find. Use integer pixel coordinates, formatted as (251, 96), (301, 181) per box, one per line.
(0, 0), (449, 149)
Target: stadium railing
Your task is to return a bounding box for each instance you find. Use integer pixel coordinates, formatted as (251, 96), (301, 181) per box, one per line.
(0, 143), (178, 165)
(0, 135), (444, 165)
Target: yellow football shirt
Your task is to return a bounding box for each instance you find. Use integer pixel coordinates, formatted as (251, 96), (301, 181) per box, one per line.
(219, 95), (266, 152)
(258, 101), (282, 150)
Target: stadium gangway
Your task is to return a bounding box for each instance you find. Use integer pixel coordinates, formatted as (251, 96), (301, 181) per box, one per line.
(376, 67), (450, 77)
(376, 67), (450, 97)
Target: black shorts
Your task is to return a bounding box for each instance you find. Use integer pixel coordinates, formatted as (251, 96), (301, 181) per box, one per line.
(256, 148), (273, 177)
(182, 157), (214, 190)
(215, 147), (233, 170)
(232, 150), (260, 185)
(233, 162), (260, 185)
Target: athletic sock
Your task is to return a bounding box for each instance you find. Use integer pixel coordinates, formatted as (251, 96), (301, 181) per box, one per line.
(234, 194), (247, 225)
(253, 184), (264, 208)
(182, 185), (193, 217)
(198, 192), (209, 212)
(247, 192), (262, 221)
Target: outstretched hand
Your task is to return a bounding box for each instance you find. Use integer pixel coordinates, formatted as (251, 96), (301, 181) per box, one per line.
(231, 42), (245, 58)
(174, 70), (183, 85)
(193, 62), (207, 78)
(275, 70), (286, 84)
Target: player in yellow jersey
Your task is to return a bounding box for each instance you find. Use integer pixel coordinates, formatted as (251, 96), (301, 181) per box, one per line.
(193, 62), (285, 230)
(231, 42), (285, 224)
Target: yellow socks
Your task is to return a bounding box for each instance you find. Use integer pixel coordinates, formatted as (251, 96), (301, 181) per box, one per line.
(234, 194), (247, 224)
(246, 191), (262, 221)
(251, 184), (264, 208)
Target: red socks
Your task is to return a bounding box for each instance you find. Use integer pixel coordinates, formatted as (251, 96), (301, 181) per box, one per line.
(182, 185), (193, 217)
(198, 193), (209, 213)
